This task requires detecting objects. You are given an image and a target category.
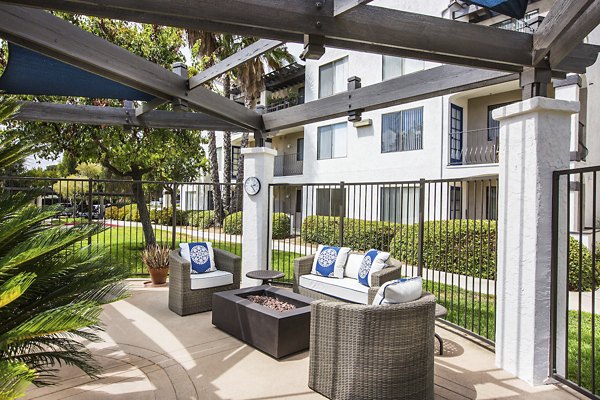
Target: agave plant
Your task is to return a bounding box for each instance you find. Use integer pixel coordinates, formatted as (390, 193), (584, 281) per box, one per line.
(0, 96), (129, 399)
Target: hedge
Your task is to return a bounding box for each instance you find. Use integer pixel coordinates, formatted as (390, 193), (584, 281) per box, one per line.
(104, 206), (120, 220)
(389, 220), (497, 280)
(121, 204), (140, 221)
(301, 216), (399, 252)
(222, 212), (291, 239)
(184, 210), (215, 229)
(223, 211), (243, 235)
(272, 213), (291, 239)
(569, 237), (599, 291)
(150, 207), (185, 225)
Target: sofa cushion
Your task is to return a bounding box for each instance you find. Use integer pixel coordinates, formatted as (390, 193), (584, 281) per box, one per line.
(180, 242), (216, 274)
(358, 249), (390, 287)
(299, 274), (369, 304)
(311, 245), (351, 279)
(344, 254), (363, 280)
(372, 277), (423, 305)
(190, 270), (233, 290)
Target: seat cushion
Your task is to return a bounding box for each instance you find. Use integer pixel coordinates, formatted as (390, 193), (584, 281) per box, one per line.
(299, 274), (369, 304)
(190, 270), (233, 290)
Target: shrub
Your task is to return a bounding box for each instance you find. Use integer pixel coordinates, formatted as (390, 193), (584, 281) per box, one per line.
(150, 207), (185, 225)
(272, 213), (291, 239)
(185, 210), (215, 229)
(390, 220), (497, 279)
(223, 211), (243, 234)
(104, 205), (120, 220)
(301, 216), (400, 251)
(568, 237), (599, 291)
(121, 204), (140, 221)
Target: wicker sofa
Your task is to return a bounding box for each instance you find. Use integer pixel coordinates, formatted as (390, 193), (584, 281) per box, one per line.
(309, 293), (436, 400)
(293, 253), (402, 304)
(169, 248), (241, 316)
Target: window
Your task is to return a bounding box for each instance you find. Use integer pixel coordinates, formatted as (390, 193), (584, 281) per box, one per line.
(381, 107), (424, 153)
(450, 186), (462, 219)
(449, 104), (464, 165)
(319, 57), (348, 98)
(185, 191), (196, 209)
(487, 103), (511, 141)
(486, 186), (498, 220)
(382, 56), (426, 81)
(318, 123), (347, 160)
(297, 138), (304, 161)
(295, 189), (303, 213)
(316, 188), (346, 217)
(207, 190), (214, 210)
(380, 186), (420, 224)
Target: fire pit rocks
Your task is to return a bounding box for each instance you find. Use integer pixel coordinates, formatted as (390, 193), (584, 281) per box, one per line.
(212, 286), (313, 358)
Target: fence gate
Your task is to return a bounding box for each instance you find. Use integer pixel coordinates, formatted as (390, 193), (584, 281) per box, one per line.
(268, 176), (498, 345)
(551, 166), (599, 399)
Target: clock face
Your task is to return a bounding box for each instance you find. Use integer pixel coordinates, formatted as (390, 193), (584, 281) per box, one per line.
(244, 177), (261, 196)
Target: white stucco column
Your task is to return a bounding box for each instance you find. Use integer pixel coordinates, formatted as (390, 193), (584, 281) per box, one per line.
(241, 147), (276, 287)
(494, 97), (579, 385)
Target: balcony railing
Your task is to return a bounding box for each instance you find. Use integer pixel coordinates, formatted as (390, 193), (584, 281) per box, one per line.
(274, 153), (303, 176)
(449, 128), (499, 166)
(266, 96), (303, 113)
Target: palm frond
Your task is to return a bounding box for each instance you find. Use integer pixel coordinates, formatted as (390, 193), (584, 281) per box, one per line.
(0, 273), (36, 308)
(0, 360), (37, 399)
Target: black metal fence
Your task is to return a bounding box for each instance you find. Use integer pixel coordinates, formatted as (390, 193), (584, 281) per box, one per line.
(269, 176), (498, 344)
(551, 166), (599, 399)
(0, 176), (243, 276)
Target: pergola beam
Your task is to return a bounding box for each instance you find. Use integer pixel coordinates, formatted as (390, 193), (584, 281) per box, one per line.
(12, 102), (249, 131)
(2, 0), (598, 73)
(334, 0), (374, 16)
(263, 65), (517, 132)
(189, 39), (283, 90)
(0, 4), (262, 131)
(533, 0), (600, 67)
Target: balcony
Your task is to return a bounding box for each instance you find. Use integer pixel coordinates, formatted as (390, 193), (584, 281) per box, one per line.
(449, 128), (499, 166)
(266, 95), (304, 113)
(274, 153), (303, 176)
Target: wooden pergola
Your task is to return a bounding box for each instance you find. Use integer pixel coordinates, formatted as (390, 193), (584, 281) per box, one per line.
(0, 0), (598, 140)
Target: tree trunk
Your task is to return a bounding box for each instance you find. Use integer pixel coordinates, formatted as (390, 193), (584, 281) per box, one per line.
(234, 132), (249, 212)
(208, 131), (225, 226)
(130, 172), (156, 248)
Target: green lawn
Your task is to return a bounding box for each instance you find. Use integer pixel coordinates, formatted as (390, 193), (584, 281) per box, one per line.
(567, 310), (600, 395)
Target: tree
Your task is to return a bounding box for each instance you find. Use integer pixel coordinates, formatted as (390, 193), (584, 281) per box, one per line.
(52, 163), (104, 216)
(188, 32), (294, 214)
(9, 17), (206, 248)
(0, 96), (129, 399)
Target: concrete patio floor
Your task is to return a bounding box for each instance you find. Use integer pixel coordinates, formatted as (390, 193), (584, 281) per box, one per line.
(25, 282), (586, 400)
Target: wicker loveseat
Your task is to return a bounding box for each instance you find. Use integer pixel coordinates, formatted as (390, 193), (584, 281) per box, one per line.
(309, 293), (436, 400)
(169, 248), (241, 316)
(293, 253), (402, 304)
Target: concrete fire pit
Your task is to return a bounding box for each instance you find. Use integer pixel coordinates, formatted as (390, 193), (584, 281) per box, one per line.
(212, 285), (313, 358)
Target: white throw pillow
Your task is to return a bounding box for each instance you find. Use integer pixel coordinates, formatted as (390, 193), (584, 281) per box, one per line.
(357, 249), (390, 287)
(311, 245), (351, 279)
(344, 254), (364, 280)
(179, 242), (216, 274)
(372, 277), (423, 305)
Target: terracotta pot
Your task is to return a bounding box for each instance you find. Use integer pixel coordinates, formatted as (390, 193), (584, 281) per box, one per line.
(148, 267), (169, 285)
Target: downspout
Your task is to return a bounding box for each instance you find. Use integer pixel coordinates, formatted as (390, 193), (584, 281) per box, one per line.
(440, 96), (446, 179)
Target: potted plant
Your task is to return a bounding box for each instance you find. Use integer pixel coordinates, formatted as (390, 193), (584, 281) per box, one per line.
(142, 245), (170, 285)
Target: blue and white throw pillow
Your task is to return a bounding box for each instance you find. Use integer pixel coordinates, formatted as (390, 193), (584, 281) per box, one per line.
(372, 277), (423, 305)
(311, 245), (351, 279)
(357, 249), (390, 287)
(179, 242), (216, 274)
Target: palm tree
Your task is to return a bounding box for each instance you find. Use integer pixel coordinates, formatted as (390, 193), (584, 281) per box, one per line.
(187, 32), (294, 214)
(0, 97), (129, 399)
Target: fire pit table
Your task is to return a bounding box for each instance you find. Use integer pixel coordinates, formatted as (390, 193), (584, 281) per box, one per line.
(212, 285), (313, 359)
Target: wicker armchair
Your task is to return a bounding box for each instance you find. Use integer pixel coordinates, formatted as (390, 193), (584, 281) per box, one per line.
(309, 293), (436, 400)
(168, 248), (241, 316)
(293, 254), (402, 304)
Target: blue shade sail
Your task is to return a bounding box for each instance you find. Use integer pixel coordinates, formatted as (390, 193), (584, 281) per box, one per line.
(464, 0), (529, 19)
(0, 43), (154, 101)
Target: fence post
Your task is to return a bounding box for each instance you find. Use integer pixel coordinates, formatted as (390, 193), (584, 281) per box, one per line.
(417, 179), (425, 277)
(88, 178), (93, 246)
(171, 182), (178, 250)
(339, 181), (345, 247)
